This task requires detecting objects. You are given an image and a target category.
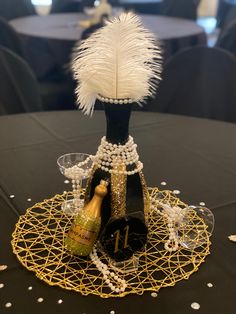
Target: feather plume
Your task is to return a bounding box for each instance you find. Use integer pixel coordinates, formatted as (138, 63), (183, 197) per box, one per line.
(72, 12), (162, 116)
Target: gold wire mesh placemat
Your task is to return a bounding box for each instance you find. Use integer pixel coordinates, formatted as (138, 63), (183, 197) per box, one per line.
(11, 188), (210, 298)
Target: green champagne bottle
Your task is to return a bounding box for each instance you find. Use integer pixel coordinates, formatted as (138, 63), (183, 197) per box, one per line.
(65, 180), (108, 256)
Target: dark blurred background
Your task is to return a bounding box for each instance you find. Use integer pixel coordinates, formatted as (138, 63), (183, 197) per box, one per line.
(1, 0), (236, 123)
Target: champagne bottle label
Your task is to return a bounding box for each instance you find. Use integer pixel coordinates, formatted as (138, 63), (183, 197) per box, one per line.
(67, 224), (97, 247)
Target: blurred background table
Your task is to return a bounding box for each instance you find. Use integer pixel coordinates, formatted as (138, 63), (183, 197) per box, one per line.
(50, 0), (163, 15)
(10, 13), (206, 75)
(0, 110), (236, 313)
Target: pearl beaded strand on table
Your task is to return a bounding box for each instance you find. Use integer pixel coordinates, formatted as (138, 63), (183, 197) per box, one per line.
(90, 246), (127, 293)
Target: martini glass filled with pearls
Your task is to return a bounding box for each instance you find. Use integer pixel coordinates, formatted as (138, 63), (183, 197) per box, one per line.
(57, 153), (93, 216)
(154, 202), (214, 252)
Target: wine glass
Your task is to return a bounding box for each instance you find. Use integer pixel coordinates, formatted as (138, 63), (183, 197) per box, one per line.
(57, 153), (93, 216)
(177, 206), (215, 250)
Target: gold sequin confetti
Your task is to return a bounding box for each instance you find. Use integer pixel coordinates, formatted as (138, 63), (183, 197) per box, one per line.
(9, 195), (15, 199)
(151, 292), (158, 298)
(0, 265), (7, 271)
(191, 302), (200, 310)
(0, 283), (4, 288)
(28, 286), (33, 290)
(111, 164), (127, 217)
(37, 298), (44, 303)
(199, 202), (205, 206)
(57, 299), (63, 304)
(207, 283), (213, 288)
(110, 311), (115, 314)
(12, 189), (211, 298)
(27, 198), (32, 202)
(64, 180), (70, 184)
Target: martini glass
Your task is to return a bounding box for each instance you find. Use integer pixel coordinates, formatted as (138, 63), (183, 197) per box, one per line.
(177, 205), (214, 250)
(57, 153), (93, 216)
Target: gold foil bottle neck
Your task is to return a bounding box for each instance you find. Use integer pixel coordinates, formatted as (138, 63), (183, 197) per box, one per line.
(85, 180), (108, 218)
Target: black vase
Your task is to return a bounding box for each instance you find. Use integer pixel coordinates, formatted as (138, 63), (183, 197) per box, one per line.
(85, 102), (150, 261)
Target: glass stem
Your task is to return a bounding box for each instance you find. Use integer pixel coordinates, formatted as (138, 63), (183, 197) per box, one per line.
(75, 179), (82, 208)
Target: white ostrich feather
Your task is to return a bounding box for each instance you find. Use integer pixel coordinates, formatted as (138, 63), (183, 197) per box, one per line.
(72, 12), (162, 116)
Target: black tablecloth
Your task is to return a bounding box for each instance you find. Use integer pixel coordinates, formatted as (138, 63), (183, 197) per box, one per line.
(10, 14), (206, 78)
(0, 111), (236, 314)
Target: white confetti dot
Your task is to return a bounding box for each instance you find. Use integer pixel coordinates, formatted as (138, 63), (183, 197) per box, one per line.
(191, 302), (200, 310)
(151, 292), (158, 298)
(0, 283), (4, 288)
(64, 180), (70, 184)
(9, 195), (15, 199)
(110, 311), (115, 314)
(0, 265), (7, 271)
(5, 303), (12, 308)
(37, 298), (44, 303)
(57, 299), (63, 304)
(228, 235), (236, 242)
(63, 191), (67, 194)
(27, 198), (32, 202)
(199, 202), (205, 206)
(161, 181), (167, 186)
(207, 283), (213, 288)
(173, 190), (180, 195)
(28, 286), (33, 290)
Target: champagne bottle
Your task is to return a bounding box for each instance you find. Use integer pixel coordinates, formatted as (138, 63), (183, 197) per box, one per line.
(65, 180), (108, 256)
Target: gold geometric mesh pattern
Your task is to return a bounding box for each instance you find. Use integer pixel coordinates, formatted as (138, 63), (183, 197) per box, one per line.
(11, 188), (211, 298)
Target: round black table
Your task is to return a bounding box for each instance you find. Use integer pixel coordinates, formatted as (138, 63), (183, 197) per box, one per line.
(50, 0), (163, 14)
(10, 13), (206, 78)
(0, 110), (236, 314)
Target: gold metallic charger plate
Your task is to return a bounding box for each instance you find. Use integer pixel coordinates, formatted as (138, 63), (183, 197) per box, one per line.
(11, 189), (210, 298)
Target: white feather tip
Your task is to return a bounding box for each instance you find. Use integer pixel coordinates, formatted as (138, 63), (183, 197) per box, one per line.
(72, 12), (162, 116)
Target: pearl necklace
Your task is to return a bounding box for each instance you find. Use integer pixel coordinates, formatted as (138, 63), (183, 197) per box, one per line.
(64, 156), (93, 204)
(163, 212), (179, 252)
(93, 136), (143, 175)
(97, 94), (133, 104)
(64, 156), (92, 180)
(150, 199), (181, 252)
(90, 247), (127, 293)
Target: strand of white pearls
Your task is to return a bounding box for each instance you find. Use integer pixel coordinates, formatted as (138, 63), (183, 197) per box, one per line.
(64, 155), (94, 202)
(164, 214), (179, 252)
(97, 94), (133, 104)
(72, 178), (82, 202)
(93, 136), (143, 175)
(150, 198), (179, 252)
(64, 155), (93, 180)
(90, 247), (127, 293)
